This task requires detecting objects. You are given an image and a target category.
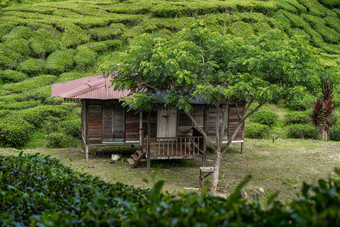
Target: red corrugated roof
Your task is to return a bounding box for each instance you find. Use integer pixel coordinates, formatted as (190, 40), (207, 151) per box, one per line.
(51, 74), (131, 100)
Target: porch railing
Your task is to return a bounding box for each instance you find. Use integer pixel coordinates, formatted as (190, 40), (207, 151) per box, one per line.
(144, 136), (204, 157)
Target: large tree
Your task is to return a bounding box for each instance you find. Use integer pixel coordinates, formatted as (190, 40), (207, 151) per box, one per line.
(110, 24), (328, 193)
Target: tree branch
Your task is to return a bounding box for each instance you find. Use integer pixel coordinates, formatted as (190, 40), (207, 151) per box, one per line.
(185, 111), (212, 146)
(222, 100), (265, 153)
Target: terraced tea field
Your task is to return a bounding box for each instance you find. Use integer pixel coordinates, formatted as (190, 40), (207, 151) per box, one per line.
(0, 0), (339, 148)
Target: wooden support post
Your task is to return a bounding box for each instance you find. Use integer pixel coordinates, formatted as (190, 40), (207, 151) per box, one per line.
(86, 145), (89, 161)
(241, 142), (245, 154)
(202, 138), (207, 167)
(147, 112), (151, 169)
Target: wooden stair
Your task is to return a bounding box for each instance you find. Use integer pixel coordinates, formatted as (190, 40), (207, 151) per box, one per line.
(127, 149), (146, 169)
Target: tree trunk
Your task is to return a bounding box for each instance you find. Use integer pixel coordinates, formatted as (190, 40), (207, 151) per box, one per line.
(317, 126), (328, 141)
(211, 149), (222, 193)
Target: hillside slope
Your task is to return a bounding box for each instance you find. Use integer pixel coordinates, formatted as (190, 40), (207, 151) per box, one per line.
(0, 0), (339, 148)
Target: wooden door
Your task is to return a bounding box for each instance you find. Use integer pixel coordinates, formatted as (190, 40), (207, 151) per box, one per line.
(157, 109), (177, 138)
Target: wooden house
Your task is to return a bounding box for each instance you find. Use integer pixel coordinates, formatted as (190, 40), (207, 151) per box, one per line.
(51, 74), (245, 168)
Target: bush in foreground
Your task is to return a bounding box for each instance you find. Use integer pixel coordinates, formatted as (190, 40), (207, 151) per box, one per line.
(0, 154), (339, 226)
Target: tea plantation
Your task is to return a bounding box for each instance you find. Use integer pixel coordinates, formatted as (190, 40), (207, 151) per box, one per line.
(0, 153), (339, 226)
(0, 0), (339, 148)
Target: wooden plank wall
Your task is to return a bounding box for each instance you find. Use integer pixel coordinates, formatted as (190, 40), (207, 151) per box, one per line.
(206, 104), (245, 141)
(125, 110), (140, 142)
(142, 111), (157, 137)
(86, 103), (103, 144)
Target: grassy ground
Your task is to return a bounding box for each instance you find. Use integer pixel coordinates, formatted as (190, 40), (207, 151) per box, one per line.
(1, 139), (339, 202)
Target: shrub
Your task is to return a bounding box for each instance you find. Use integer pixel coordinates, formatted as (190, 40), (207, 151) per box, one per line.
(245, 123), (271, 139)
(45, 50), (76, 75)
(0, 94), (24, 102)
(2, 26), (32, 41)
(228, 21), (254, 37)
(0, 45), (22, 69)
(286, 124), (318, 139)
(88, 23), (125, 41)
(289, 28), (311, 41)
(285, 111), (310, 124)
(55, 72), (90, 83)
(0, 70), (27, 83)
(17, 58), (44, 76)
(253, 22), (271, 34)
(251, 111), (278, 127)
(59, 119), (81, 139)
(4, 38), (31, 56)
(324, 16), (340, 33)
(276, 0), (298, 13)
(80, 42), (107, 53)
(0, 100), (40, 110)
(1, 74), (56, 92)
(0, 117), (33, 147)
(1, 154), (339, 226)
(46, 132), (79, 148)
(29, 28), (60, 58)
(9, 105), (69, 127)
(285, 92), (315, 110)
(102, 39), (123, 50)
(74, 47), (97, 71)
(22, 85), (51, 101)
(273, 11), (291, 31)
(314, 24), (340, 43)
(0, 109), (9, 117)
(60, 23), (89, 48)
(329, 127), (340, 141)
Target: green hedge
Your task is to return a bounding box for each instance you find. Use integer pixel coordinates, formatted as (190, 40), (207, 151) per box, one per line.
(17, 58), (44, 76)
(1, 74), (56, 92)
(245, 123), (271, 139)
(286, 124), (318, 139)
(251, 110), (278, 127)
(1, 26), (32, 41)
(46, 132), (79, 148)
(329, 127), (340, 141)
(0, 117), (33, 147)
(9, 105), (69, 127)
(0, 100), (40, 110)
(0, 70), (27, 83)
(285, 111), (310, 124)
(59, 119), (81, 139)
(44, 50), (76, 75)
(88, 23), (125, 41)
(60, 23), (89, 48)
(0, 154), (339, 226)
(74, 47), (97, 71)
(228, 21), (254, 37)
(4, 38), (31, 56)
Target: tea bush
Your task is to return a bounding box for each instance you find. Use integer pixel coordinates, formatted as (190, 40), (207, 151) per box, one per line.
(324, 16), (340, 33)
(74, 47), (97, 71)
(1, 74), (56, 92)
(4, 38), (31, 56)
(0, 70), (27, 83)
(0, 117), (33, 147)
(22, 85), (51, 101)
(0, 154), (339, 226)
(44, 50), (76, 75)
(0, 100), (40, 110)
(251, 110), (278, 127)
(17, 58), (44, 76)
(245, 123), (271, 139)
(59, 119), (81, 139)
(46, 132), (79, 148)
(329, 126), (340, 141)
(55, 72), (89, 83)
(89, 23), (125, 41)
(2, 26), (32, 41)
(286, 124), (318, 139)
(285, 111), (310, 124)
(60, 23), (89, 48)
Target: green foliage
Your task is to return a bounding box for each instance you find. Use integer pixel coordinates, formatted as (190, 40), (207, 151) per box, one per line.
(29, 29), (60, 58)
(245, 123), (271, 138)
(228, 21), (254, 37)
(9, 105), (69, 127)
(289, 28), (311, 41)
(0, 100), (40, 110)
(45, 50), (76, 75)
(0, 109), (9, 117)
(324, 16), (340, 33)
(3, 38), (31, 56)
(46, 132), (79, 148)
(17, 58), (44, 76)
(273, 10), (291, 31)
(285, 111), (311, 124)
(252, 22), (271, 34)
(276, 0), (298, 13)
(286, 124), (318, 139)
(1, 154), (339, 226)
(314, 23), (340, 43)
(59, 119), (81, 139)
(282, 10), (308, 28)
(251, 110), (279, 127)
(60, 23), (89, 48)
(89, 23), (125, 41)
(299, 0), (337, 17)
(1, 74), (56, 92)
(0, 117), (33, 147)
(74, 47), (97, 71)
(0, 70), (27, 83)
(1, 26), (32, 41)
(0, 44), (23, 69)
(284, 92), (315, 110)
(55, 72), (90, 83)
(320, 0), (340, 7)
(329, 126), (340, 141)
(22, 85), (51, 101)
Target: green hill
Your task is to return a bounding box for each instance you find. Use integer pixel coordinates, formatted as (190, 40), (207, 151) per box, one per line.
(0, 0), (339, 148)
